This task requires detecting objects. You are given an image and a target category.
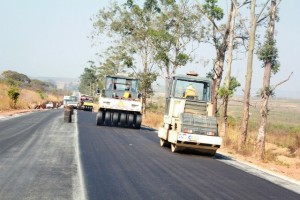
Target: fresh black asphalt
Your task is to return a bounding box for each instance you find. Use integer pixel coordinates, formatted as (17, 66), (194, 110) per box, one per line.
(77, 110), (300, 200)
(0, 109), (299, 200)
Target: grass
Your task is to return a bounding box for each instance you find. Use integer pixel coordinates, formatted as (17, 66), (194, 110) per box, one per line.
(0, 82), (62, 111)
(142, 96), (300, 162)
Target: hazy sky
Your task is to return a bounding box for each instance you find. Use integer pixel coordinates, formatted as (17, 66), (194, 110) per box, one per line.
(0, 0), (299, 98)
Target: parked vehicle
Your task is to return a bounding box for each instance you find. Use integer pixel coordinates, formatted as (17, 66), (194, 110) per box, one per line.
(46, 102), (54, 109)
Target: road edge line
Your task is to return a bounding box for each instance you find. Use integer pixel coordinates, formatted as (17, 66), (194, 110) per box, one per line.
(73, 110), (87, 200)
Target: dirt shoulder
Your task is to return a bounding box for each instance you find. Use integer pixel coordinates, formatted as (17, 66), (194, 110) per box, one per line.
(219, 147), (300, 181)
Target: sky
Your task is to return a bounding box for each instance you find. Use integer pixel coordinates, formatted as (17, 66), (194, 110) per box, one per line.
(0, 0), (299, 98)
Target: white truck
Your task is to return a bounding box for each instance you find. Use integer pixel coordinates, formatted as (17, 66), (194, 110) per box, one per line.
(96, 75), (142, 129)
(158, 73), (222, 156)
(45, 102), (54, 109)
(63, 95), (78, 109)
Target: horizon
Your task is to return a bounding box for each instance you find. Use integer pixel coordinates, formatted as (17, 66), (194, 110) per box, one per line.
(1, 0), (299, 99)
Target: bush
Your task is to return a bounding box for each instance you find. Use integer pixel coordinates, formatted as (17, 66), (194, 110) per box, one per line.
(8, 87), (20, 108)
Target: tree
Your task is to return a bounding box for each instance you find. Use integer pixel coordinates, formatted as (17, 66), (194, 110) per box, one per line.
(93, 0), (161, 115)
(239, 0), (271, 152)
(152, 0), (205, 95)
(256, 0), (281, 159)
(8, 87), (20, 108)
(79, 61), (98, 95)
(200, 0), (232, 116)
(217, 0), (238, 137)
(97, 45), (134, 89)
(2, 70), (31, 87)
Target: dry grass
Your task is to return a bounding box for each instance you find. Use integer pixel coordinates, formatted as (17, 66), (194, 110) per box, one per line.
(142, 97), (300, 180)
(0, 82), (62, 111)
(142, 111), (164, 129)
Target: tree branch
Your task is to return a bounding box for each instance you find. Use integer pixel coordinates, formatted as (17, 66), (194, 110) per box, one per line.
(238, 0), (251, 9)
(257, 15), (268, 24)
(256, 0), (271, 23)
(273, 72), (293, 90)
(231, 0), (249, 35)
(195, 0), (220, 33)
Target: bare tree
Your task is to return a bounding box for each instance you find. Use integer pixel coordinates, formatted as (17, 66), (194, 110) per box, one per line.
(199, 0), (232, 116)
(219, 0), (238, 137)
(256, 0), (288, 159)
(239, 0), (271, 151)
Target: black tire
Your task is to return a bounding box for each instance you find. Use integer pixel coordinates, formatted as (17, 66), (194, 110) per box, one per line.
(135, 113), (142, 129)
(208, 150), (216, 157)
(104, 111), (111, 126)
(96, 111), (104, 126)
(120, 113), (127, 127)
(112, 112), (119, 126)
(128, 113), (134, 128)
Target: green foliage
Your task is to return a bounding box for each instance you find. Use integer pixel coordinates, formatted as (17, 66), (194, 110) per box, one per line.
(138, 72), (158, 97)
(79, 61), (98, 95)
(257, 33), (280, 74)
(218, 77), (240, 98)
(8, 87), (20, 107)
(1, 70), (62, 94)
(2, 70), (31, 85)
(38, 90), (45, 99)
(29, 79), (56, 92)
(143, 0), (161, 13)
(258, 86), (275, 98)
(202, 0), (224, 21)
(175, 53), (189, 66)
(152, 0), (205, 78)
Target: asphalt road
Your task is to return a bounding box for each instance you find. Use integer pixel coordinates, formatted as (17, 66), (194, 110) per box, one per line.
(0, 109), (82, 200)
(1, 109), (300, 200)
(78, 110), (300, 200)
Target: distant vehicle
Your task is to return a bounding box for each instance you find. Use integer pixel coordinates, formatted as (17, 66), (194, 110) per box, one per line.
(83, 99), (94, 111)
(64, 95), (78, 109)
(78, 94), (94, 111)
(46, 102), (54, 109)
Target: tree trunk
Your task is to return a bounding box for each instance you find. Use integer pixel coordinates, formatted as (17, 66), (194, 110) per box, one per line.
(220, 95), (229, 137)
(211, 7), (232, 117)
(239, 0), (257, 152)
(142, 49), (148, 116)
(256, 0), (277, 160)
(220, 0), (236, 137)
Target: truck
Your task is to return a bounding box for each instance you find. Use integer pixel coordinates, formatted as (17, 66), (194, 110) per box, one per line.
(158, 72), (222, 156)
(96, 75), (142, 129)
(78, 94), (94, 111)
(64, 95), (78, 109)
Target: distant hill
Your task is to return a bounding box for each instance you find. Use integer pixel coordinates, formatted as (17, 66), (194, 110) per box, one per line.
(31, 76), (79, 91)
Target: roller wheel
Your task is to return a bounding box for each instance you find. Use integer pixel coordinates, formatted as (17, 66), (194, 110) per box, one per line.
(160, 138), (166, 147)
(127, 113), (134, 128)
(112, 112), (119, 126)
(96, 111), (104, 126)
(171, 144), (177, 153)
(135, 113), (142, 129)
(104, 111), (111, 125)
(120, 113), (127, 127)
(208, 150), (216, 157)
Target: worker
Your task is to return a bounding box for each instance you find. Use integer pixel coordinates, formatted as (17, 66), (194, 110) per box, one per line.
(183, 84), (196, 98)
